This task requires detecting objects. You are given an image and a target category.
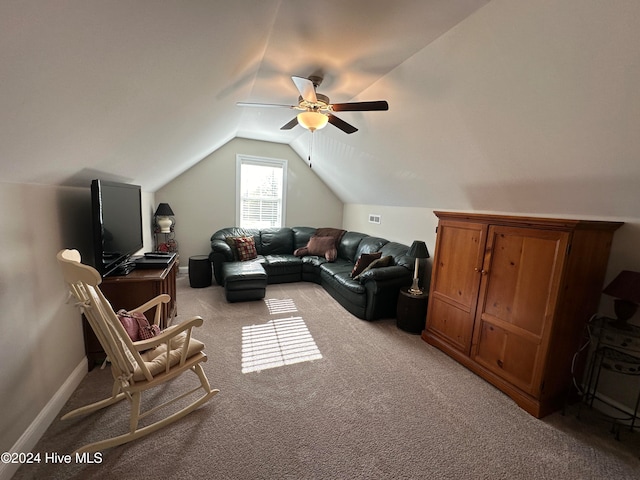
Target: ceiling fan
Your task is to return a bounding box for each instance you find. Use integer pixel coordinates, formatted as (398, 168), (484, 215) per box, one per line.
(237, 75), (389, 134)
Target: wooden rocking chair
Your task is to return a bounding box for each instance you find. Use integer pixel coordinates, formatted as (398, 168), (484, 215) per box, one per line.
(57, 249), (218, 453)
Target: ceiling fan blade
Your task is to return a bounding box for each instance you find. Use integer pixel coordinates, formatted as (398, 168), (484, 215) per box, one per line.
(280, 117), (299, 130)
(330, 100), (389, 112)
(291, 76), (317, 103)
(327, 114), (358, 134)
(237, 102), (296, 109)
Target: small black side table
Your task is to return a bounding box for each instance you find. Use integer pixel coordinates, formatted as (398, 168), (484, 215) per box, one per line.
(189, 255), (212, 288)
(397, 287), (428, 334)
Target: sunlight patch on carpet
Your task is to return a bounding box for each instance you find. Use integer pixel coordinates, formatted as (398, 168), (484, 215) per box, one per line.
(241, 316), (322, 373)
(264, 297), (298, 315)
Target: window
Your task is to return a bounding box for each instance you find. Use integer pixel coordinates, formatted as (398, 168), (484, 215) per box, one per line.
(236, 155), (287, 228)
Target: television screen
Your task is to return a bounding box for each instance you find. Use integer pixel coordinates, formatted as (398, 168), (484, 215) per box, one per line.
(91, 180), (143, 277)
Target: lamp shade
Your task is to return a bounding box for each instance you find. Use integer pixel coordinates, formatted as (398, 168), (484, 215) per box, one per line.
(408, 240), (430, 259)
(154, 203), (174, 217)
(297, 111), (328, 132)
(408, 240), (429, 295)
(603, 270), (640, 304)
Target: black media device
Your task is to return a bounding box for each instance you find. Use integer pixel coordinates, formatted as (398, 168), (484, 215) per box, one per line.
(91, 179), (143, 277)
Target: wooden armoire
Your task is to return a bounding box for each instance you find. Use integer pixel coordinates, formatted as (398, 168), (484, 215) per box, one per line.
(422, 211), (622, 418)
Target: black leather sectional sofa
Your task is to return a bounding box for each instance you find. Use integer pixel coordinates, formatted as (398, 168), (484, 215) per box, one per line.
(209, 226), (414, 320)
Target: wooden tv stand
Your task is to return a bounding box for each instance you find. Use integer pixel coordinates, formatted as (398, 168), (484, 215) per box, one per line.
(84, 256), (178, 370)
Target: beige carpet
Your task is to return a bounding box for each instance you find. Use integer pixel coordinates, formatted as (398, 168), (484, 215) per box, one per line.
(14, 275), (640, 479)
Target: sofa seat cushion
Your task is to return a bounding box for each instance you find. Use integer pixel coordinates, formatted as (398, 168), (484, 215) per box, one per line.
(328, 272), (366, 294)
(263, 254), (303, 283)
(321, 271), (366, 300)
(320, 260), (365, 294)
(264, 254), (302, 267)
(319, 259), (353, 276)
(302, 255), (328, 268)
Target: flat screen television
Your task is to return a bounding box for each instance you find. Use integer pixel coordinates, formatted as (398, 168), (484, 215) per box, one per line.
(91, 179), (143, 277)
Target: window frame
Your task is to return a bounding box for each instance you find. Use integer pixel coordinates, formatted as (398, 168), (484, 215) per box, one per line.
(235, 154), (288, 229)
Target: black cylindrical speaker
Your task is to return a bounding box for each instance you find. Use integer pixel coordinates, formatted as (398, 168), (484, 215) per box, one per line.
(189, 255), (212, 288)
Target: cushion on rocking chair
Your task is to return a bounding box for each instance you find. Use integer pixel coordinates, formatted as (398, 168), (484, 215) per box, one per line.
(132, 331), (206, 381)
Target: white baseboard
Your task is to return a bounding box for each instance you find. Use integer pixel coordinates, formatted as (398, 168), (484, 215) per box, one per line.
(0, 357), (88, 480)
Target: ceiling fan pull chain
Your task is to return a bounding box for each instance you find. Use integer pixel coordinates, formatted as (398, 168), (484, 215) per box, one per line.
(308, 132), (314, 168)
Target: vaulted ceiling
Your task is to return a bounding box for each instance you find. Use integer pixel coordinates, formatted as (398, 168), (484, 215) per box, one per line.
(2, 1), (639, 218)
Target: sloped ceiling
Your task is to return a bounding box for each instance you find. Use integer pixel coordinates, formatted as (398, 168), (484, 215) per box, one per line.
(2, 0), (639, 218)
(0, 1), (489, 189)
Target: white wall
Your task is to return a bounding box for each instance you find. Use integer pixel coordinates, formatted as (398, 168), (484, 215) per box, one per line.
(155, 138), (343, 268)
(0, 183), (89, 479)
(343, 205), (438, 249)
(0, 182), (154, 479)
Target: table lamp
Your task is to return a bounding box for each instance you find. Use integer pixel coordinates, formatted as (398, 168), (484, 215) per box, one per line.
(408, 240), (430, 295)
(154, 203), (175, 233)
(602, 270), (640, 329)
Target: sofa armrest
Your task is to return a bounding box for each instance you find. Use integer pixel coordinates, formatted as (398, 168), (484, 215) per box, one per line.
(357, 265), (411, 283)
(211, 238), (234, 261)
(360, 266), (413, 320)
(210, 239), (235, 285)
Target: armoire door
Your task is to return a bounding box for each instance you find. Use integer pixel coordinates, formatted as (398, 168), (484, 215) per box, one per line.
(471, 225), (570, 396)
(426, 220), (487, 354)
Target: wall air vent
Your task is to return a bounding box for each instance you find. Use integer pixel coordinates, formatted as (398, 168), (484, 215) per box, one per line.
(368, 214), (381, 224)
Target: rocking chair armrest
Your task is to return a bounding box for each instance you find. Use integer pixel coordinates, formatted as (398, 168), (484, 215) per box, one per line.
(131, 316), (204, 352)
(129, 294), (171, 326)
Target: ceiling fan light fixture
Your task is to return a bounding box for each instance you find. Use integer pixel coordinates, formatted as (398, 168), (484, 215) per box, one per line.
(297, 111), (328, 132)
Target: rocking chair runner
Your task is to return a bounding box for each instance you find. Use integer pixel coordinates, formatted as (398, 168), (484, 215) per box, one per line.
(57, 249), (218, 454)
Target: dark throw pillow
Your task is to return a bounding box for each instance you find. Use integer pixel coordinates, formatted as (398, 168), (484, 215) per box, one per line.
(304, 235), (338, 262)
(351, 252), (382, 278)
(314, 227), (347, 247)
(353, 255), (392, 280)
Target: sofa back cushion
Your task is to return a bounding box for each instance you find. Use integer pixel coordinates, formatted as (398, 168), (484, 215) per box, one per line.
(338, 232), (368, 263)
(379, 241), (412, 270)
(259, 227), (294, 255)
(292, 227), (317, 250)
(355, 236), (388, 260)
(211, 227), (260, 243)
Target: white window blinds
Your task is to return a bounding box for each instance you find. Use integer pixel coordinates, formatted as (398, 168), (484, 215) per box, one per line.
(236, 155), (287, 228)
